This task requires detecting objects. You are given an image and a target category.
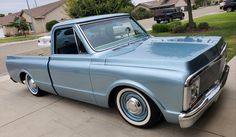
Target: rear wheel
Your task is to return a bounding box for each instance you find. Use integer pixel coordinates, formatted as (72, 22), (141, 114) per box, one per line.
(25, 74), (45, 96)
(227, 7), (233, 12)
(116, 88), (162, 128)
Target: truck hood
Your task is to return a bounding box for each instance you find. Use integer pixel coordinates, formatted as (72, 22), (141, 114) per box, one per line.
(104, 36), (225, 73)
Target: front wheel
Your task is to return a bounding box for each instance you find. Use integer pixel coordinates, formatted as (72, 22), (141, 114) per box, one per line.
(116, 88), (162, 128)
(25, 74), (45, 96)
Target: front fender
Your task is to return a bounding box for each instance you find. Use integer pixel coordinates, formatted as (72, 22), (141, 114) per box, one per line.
(106, 79), (166, 111)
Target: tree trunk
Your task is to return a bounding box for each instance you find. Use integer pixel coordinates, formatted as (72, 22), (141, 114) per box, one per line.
(186, 0), (195, 29)
(23, 31), (26, 37)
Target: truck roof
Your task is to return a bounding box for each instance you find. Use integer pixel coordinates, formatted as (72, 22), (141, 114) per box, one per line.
(54, 13), (129, 27)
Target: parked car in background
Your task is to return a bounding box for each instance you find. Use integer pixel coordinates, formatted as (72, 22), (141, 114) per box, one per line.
(6, 14), (229, 128)
(38, 35), (51, 47)
(154, 8), (185, 23)
(223, 0), (236, 11)
(219, 1), (226, 9)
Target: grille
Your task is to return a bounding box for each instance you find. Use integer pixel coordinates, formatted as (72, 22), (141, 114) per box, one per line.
(199, 51), (226, 94)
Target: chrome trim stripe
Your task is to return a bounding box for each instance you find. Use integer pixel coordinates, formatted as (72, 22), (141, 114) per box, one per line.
(183, 43), (227, 111)
(77, 24), (95, 52)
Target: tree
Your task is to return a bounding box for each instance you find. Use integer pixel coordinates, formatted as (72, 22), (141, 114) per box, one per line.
(185, 0), (195, 29)
(46, 20), (59, 31)
(8, 17), (29, 37)
(0, 14), (5, 17)
(131, 7), (153, 20)
(65, 0), (134, 18)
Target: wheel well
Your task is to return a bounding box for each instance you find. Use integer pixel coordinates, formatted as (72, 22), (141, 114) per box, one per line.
(108, 86), (159, 109)
(108, 85), (164, 121)
(108, 86), (125, 108)
(19, 72), (27, 83)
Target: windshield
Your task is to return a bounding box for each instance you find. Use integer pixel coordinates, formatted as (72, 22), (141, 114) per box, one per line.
(80, 17), (147, 51)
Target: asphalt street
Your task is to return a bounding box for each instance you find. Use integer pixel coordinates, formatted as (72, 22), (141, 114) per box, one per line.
(0, 40), (39, 76)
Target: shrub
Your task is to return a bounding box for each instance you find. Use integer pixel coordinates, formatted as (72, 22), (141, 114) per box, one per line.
(131, 7), (153, 20)
(168, 21), (182, 31)
(192, 5), (199, 10)
(152, 24), (170, 33)
(172, 25), (186, 33)
(46, 20), (59, 31)
(198, 22), (210, 30)
(185, 22), (197, 29)
(4, 33), (11, 37)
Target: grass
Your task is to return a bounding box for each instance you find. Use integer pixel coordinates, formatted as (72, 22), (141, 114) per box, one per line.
(149, 12), (236, 61)
(0, 36), (39, 44)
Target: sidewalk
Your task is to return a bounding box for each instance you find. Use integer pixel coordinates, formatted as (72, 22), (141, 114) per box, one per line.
(0, 56), (235, 137)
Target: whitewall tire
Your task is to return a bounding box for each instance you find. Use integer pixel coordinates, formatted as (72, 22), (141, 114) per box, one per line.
(116, 88), (162, 128)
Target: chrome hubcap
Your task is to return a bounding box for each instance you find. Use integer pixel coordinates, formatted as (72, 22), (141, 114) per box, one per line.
(126, 97), (142, 115)
(26, 75), (38, 94)
(29, 78), (36, 89)
(120, 91), (148, 122)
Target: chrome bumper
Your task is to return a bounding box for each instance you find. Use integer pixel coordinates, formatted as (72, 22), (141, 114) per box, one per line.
(179, 65), (230, 128)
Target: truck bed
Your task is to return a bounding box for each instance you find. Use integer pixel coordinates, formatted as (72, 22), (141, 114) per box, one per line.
(6, 51), (56, 94)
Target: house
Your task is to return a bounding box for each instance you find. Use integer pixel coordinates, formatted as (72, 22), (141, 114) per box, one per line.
(0, 12), (21, 37)
(22, 0), (70, 34)
(134, 0), (194, 12)
(0, 0), (70, 36)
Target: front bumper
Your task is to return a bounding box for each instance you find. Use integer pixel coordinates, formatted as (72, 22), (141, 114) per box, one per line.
(179, 65), (230, 128)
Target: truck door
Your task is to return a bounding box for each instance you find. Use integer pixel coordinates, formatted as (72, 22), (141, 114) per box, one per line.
(49, 26), (95, 104)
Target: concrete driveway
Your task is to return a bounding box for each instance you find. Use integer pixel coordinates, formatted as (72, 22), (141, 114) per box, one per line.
(0, 57), (235, 137)
(138, 5), (225, 30)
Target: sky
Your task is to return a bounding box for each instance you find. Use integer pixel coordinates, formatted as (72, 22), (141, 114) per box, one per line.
(0, 0), (154, 14)
(0, 0), (60, 14)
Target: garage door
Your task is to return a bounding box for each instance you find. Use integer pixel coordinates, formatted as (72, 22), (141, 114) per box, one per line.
(0, 27), (5, 38)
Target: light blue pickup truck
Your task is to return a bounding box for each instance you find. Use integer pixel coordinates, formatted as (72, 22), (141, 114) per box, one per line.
(6, 13), (229, 128)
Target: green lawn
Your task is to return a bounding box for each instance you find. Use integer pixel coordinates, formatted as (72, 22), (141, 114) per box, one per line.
(0, 36), (39, 44)
(149, 12), (236, 61)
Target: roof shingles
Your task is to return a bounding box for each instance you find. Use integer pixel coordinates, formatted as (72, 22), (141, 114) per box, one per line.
(139, 0), (180, 9)
(0, 0), (65, 25)
(0, 12), (21, 26)
(23, 0), (65, 19)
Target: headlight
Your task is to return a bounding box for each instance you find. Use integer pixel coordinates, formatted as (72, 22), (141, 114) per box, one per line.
(190, 77), (200, 104)
(183, 77), (200, 111)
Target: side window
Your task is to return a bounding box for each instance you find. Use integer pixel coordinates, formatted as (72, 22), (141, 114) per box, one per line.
(54, 27), (87, 54)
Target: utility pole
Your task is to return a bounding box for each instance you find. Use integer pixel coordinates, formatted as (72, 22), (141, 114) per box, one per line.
(26, 0), (35, 34)
(34, 0), (38, 7)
